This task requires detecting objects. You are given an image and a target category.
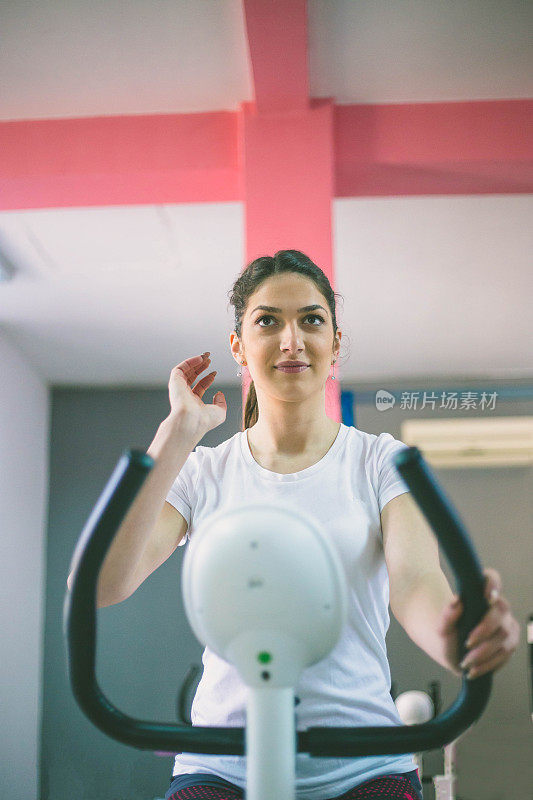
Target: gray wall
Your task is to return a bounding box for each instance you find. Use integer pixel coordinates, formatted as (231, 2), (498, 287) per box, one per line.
(0, 332), (49, 800)
(45, 380), (533, 800)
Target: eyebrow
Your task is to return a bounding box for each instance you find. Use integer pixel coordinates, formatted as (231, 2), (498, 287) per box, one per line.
(251, 304), (327, 315)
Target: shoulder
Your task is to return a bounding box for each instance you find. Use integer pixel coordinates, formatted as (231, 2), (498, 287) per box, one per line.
(370, 431), (410, 474)
(346, 429), (410, 514)
(347, 427), (408, 465)
(192, 430), (243, 473)
(196, 430), (242, 457)
(373, 430), (408, 453)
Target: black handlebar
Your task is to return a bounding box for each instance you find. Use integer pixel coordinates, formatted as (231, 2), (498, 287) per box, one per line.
(64, 446), (492, 756)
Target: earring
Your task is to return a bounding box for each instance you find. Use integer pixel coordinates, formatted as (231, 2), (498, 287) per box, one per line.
(237, 360), (244, 377)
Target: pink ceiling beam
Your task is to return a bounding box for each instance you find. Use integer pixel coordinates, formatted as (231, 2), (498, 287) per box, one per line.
(0, 100), (531, 211)
(239, 0), (339, 422)
(0, 112), (240, 210)
(238, 97), (340, 423)
(242, 0), (309, 113)
(335, 99), (533, 196)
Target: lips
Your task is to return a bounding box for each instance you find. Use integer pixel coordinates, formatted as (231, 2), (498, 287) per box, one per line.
(275, 365), (309, 373)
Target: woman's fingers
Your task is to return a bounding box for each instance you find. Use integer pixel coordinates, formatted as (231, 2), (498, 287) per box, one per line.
(180, 354), (211, 383)
(192, 370), (217, 397)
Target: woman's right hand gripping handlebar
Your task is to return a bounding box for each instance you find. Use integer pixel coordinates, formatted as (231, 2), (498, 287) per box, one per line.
(168, 352), (227, 439)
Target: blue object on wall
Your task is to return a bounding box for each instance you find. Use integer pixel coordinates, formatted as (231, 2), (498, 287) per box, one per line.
(341, 390), (355, 428)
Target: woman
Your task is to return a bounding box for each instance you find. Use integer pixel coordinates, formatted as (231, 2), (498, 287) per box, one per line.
(162, 250), (519, 800)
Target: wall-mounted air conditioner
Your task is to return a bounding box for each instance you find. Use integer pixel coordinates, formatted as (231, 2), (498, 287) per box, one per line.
(400, 417), (533, 468)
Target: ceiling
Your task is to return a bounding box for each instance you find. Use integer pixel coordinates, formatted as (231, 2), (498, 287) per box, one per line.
(0, 0), (532, 388)
(2, 0), (532, 119)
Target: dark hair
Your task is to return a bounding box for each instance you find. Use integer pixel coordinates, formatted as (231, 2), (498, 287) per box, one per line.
(227, 250), (345, 431)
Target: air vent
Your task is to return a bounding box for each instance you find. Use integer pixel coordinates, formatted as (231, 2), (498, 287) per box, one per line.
(400, 417), (533, 468)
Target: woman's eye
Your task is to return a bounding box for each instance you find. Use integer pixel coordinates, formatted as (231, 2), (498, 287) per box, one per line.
(256, 314), (324, 327)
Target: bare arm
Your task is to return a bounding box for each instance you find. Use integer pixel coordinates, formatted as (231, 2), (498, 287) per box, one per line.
(381, 492), (457, 672)
(67, 412), (201, 607)
(67, 350), (227, 607)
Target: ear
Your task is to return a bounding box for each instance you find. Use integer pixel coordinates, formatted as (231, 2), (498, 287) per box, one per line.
(229, 331), (242, 363)
(334, 329), (342, 359)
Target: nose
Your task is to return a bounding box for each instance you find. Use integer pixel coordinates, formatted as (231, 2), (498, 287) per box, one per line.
(279, 322), (305, 353)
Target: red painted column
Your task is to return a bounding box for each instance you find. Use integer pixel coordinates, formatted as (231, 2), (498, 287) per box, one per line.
(238, 98), (341, 426)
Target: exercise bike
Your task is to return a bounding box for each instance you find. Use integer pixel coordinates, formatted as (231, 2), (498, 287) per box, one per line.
(64, 446), (492, 800)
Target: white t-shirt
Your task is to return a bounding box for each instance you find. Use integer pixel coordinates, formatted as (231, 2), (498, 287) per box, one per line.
(165, 423), (416, 799)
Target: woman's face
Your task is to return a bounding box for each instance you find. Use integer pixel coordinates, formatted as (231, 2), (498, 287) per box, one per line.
(230, 273), (341, 396)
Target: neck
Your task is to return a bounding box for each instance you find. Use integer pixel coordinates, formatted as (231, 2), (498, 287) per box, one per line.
(247, 415), (340, 458)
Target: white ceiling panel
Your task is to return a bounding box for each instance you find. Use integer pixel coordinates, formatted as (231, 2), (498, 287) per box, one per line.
(1, 0), (531, 122)
(0, 206), (185, 279)
(333, 195), (533, 380)
(309, 0), (533, 104)
(0, 0), (252, 120)
(0, 202), (245, 385)
(0, 196), (531, 386)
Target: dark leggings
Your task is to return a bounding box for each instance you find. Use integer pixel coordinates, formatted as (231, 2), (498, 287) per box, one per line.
(165, 769), (423, 800)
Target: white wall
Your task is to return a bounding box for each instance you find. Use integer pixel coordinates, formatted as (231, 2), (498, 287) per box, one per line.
(0, 331), (49, 800)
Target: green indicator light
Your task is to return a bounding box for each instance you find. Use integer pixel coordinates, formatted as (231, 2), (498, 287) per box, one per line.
(257, 651), (272, 664)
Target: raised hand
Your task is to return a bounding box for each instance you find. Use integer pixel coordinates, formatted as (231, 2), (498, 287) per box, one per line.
(168, 352), (227, 438)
